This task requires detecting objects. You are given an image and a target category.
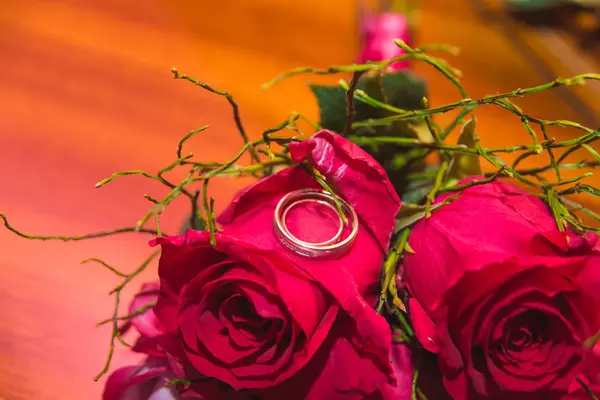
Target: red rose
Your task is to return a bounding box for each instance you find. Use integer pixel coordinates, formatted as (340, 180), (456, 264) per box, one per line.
(153, 131), (404, 399)
(103, 282), (178, 400)
(358, 12), (411, 71)
(401, 179), (600, 398)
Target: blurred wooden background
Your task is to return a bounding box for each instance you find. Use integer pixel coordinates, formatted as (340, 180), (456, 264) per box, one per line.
(0, 1), (598, 399)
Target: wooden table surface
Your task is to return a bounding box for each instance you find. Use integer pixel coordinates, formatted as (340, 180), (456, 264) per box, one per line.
(0, 1), (598, 399)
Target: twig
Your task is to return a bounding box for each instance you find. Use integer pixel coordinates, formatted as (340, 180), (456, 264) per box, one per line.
(172, 69), (260, 163)
(203, 179), (217, 247)
(96, 299), (157, 327)
(80, 258), (127, 278)
(343, 71), (365, 136)
(94, 250), (160, 381)
(0, 214), (160, 241)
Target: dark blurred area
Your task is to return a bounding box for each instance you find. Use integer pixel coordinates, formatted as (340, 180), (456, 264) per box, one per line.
(0, 1), (599, 399)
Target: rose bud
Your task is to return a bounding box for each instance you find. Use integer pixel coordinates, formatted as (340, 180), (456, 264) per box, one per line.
(401, 178), (600, 398)
(358, 10), (411, 71)
(103, 283), (178, 400)
(152, 130), (404, 399)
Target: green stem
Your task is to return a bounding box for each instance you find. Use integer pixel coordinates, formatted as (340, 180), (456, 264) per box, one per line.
(80, 258), (127, 278)
(352, 74), (600, 128)
(95, 250), (160, 381)
(177, 126), (210, 159)
(203, 179), (217, 247)
(0, 214), (160, 241)
(395, 40), (468, 98)
(262, 43), (460, 88)
(172, 69), (260, 163)
(96, 299), (157, 327)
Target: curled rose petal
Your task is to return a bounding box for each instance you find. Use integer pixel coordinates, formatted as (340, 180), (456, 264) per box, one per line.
(103, 357), (177, 400)
(129, 282), (162, 338)
(408, 297), (439, 354)
(288, 130), (400, 251)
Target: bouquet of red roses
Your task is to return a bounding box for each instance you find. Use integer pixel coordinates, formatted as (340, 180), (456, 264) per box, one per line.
(2, 6), (600, 400)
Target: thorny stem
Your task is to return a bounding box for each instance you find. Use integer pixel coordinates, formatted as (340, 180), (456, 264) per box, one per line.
(203, 179), (217, 247)
(412, 368), (420, 400)
(439, 167), (505, 193)
(81, 258), (127, 278)
(310, 167), (348, 225)
(0, 214), (160, 241)
(190, 189), (201, 230)
(351, 74), (600, 128)
(425, 161), (448, 217)
(94, 250), (161, 381)
(177, 125), (210, 159)
(263, 43), (460, 88)
(343, 71), (365, 136)
(395, 40), (468, 99)
(96, 299), (157, 327)
(377, 229), (410, 314)
(576, 377), (599, 400)
(172, 69), (260, 163)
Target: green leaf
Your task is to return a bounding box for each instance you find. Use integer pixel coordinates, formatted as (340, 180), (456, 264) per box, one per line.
(400, 164), (439, 204)
(380, 70), (427, 111)
(309, 72), (426, 139)
(355, 71), (427, 124)
(445, 118), (483, 185)
(309, 84), (347, 134)
(395, 202), (444, 233)
(179, 214), (206, 234)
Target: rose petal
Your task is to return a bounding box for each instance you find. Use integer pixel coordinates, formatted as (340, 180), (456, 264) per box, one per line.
(156, 230), (344, 390)
(103, 358), (173, 400)
(130, 282), (162, 338)
(585, 342), (600, 384)
(408, 297), (440, 354)
(379, 342), (414, 399)
(403, 179), (572, 314)
(288, 130), (400, 251)
(256, 317), (394, 400)
(454, 267), (585, 394)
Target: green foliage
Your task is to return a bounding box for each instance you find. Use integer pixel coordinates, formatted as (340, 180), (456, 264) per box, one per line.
(444, 118), (483, 187)
(310, 70), (427, 137)
(309, 84), (347, 134)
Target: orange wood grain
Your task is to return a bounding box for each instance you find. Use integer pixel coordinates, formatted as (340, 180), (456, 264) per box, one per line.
(0, 1), (598, 399)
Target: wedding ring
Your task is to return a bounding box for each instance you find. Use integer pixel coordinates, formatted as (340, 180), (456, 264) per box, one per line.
(273, 189), (358, 259)
(280, 199), (343, 247)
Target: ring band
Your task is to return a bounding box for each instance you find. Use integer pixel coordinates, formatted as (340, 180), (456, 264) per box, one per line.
(273, 189), (358, 259)
(280, 198), (343, 246)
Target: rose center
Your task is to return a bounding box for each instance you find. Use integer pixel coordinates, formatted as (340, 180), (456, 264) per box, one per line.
(508, 327), (534, 350)
(503, 310), (548, 353)
(285, 200), (341, 244)
(222, 295), (271, 341)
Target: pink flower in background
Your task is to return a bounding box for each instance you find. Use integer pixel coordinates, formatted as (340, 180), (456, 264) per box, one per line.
(103, 282), (178, 400)
(401, 178), (600, 399)
(152, 130), (405, 399)
(358, 12), (410, 71)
